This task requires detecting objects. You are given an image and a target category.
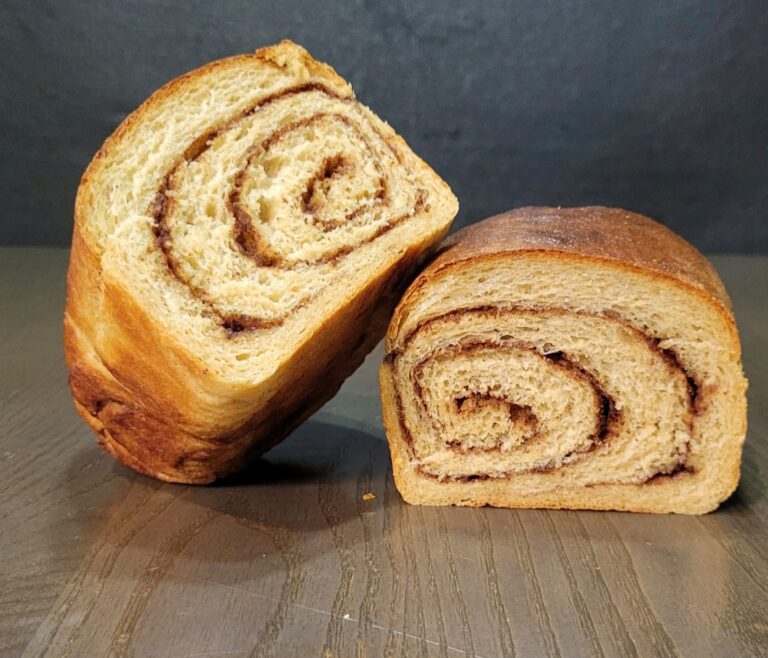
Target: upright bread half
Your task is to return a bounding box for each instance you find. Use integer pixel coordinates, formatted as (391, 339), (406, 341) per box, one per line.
(65, 40), (458, 483)
(380, 207), (746, 513)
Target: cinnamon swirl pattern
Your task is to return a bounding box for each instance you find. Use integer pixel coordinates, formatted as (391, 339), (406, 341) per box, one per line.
(151, 81), (427, 333)
(65, 41), (457, 483)
(380, 207), (747, 513)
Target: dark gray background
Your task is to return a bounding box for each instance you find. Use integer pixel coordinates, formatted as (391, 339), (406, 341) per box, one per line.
(2, 0), (767, 251)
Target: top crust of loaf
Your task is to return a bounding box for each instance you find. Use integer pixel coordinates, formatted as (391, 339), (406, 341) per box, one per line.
(389, 207), (737, 349)
(437, 207), (731, 308)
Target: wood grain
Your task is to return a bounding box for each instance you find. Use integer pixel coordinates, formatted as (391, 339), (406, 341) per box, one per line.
(1, 248), (766, 657)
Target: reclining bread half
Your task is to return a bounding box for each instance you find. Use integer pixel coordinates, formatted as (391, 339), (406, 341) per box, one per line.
(65, 40), (458, 483)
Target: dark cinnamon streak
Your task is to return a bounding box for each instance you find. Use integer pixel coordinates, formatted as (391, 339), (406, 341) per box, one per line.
(543, 350), (619, 444)
(644, 461), (696, 483)
(386, 305), (699, 484)
(659, 344), (701, 414)
(150, 82), (426, 335)
(301, 154), (353, 215)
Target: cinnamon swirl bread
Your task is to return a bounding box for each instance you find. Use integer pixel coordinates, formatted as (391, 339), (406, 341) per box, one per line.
(65, 40), (458, 483)
(380, 207), (747, 513)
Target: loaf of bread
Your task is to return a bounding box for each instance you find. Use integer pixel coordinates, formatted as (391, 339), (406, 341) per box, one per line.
(380, 207), (747, 513)
(65, 40), (458, 483)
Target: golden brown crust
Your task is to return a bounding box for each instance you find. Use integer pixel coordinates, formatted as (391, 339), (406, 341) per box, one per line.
(65, 40), (456, 483)
(435, 207), (731, 308)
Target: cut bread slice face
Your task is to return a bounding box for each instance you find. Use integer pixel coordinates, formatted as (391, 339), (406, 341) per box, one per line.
(65, 40), (458, 483)
(380, 207), (747, 513)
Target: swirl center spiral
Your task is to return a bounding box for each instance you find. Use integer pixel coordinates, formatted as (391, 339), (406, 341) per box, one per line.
(152, 85), (427, 333)
(389, 307), (694, 483)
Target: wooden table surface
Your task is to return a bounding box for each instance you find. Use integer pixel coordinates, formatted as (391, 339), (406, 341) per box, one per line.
(1, 248), (766, 658)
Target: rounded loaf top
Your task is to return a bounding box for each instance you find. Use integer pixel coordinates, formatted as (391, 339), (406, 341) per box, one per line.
(430, 207), (732, 312)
